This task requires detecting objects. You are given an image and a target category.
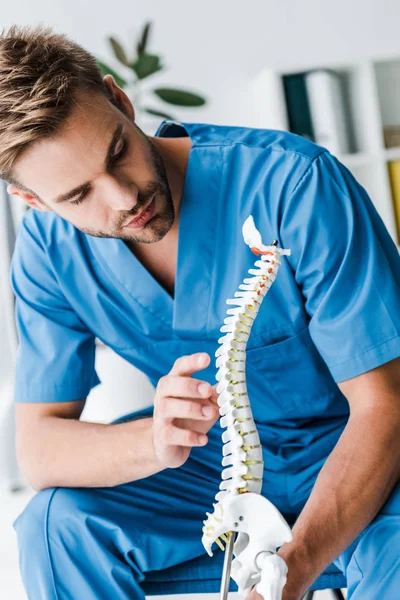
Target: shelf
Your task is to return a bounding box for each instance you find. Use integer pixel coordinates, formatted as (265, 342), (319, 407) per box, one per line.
(341, 147), (400, 165)
(339, 152), (375, 168)
(374, 59), (400, 130)
(253, 57), (400, 247)
(384, 146), (400, 162)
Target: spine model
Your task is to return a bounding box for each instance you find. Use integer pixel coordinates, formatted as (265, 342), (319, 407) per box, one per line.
(202, 216), (293, 599)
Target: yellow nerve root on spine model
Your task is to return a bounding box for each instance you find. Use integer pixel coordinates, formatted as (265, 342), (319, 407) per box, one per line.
(201, 216), (293, 600)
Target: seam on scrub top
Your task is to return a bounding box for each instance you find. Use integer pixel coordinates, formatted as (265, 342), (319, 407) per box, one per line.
(288, 153), (400, 370)
(206, 145), (225, 334)
(329, 248), (400, 370)
(226, 141), (327, 166)
(84, 238), (172, 328)
(17, 214), (98, 339)
(312, 156), (400, 299)
(44, 488), (61, 600)
(352, 550), (365, 579)
(17, 374), (100, 393)
(371, 223), (400, 297)
(330, 332), (400, 368)
(204, 141), (325, 202)
(327, 172), (400, 368)
(372, 271), (400, 337)
(50, 374), (99, 389)
(290, 152), (328, 196)
(246, 314), (308, 349)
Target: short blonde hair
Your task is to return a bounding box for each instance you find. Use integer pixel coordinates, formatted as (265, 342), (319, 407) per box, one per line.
(0, 23), (113, 187)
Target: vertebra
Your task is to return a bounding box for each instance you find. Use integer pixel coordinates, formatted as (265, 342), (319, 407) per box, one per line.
(202, 216), (293, 598)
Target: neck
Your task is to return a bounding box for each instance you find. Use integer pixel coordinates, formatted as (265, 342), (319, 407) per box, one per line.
(149, 135), (192, 219)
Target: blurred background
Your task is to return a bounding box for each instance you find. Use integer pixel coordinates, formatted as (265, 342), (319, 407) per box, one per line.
(2, 0), (400, 597)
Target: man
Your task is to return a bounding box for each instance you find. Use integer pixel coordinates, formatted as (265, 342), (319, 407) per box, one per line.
(3, 24), (400, 600)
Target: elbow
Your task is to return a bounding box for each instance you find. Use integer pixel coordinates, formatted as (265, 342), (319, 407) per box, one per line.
(17, 447), (53, 492)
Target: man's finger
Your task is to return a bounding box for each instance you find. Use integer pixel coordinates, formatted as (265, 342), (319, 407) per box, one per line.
(210, 384), (219, 405)
(159, 376), (212, 401)
(161, 397), (216, 421)
(170, 353), (210, 377)
(164, 423), (208, 447)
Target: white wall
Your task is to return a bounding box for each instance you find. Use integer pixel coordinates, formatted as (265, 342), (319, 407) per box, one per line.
(2, 0), (400, 128)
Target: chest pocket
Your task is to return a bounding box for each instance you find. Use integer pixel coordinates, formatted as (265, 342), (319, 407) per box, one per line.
(245, 321), (340, 421)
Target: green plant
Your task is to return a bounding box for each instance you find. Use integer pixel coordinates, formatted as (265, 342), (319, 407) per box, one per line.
(97, 22), (207, 121)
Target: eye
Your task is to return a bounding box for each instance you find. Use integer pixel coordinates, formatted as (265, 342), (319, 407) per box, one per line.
(111, 138), (128, 163)
(70, 191), (89, 206)
(69, 138), (128, 207)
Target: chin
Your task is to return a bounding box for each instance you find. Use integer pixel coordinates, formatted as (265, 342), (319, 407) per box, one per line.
(122, 213), (174, 243)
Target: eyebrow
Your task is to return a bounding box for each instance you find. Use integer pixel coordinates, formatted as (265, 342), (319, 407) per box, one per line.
(53, 122), (124, 204)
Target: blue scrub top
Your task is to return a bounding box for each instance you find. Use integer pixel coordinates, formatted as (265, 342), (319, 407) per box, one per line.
(11, 121), (400, 477)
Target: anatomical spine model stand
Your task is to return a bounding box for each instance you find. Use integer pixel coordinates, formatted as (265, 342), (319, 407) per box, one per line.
(202, 217), (293, 600)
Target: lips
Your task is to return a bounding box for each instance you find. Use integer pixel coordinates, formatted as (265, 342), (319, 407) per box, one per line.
(124, 196), (156, 229)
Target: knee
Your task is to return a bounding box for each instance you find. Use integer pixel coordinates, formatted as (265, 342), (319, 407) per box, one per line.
(355, 516), (400, 573)
(14, 488), (58, 551)
(14, 487), (89, 554)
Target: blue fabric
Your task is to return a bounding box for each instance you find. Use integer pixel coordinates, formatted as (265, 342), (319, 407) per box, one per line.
(141, 556), (346, 595)
(11, 121), (400, 597)
(14, 458), (400, 598)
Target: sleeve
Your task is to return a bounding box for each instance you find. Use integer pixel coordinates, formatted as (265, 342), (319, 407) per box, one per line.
(280, 150), (400, 383)
(11, 213), (101, 402)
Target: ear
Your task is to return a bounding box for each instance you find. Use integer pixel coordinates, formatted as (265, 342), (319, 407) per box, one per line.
(7, 184), (51, 212)
(103, 74), (135, 121)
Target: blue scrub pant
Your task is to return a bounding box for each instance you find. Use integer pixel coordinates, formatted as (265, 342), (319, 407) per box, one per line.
(14, 452), (400, 599)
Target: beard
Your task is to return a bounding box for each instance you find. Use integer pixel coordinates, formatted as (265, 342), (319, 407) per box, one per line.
(82, 125), (175, 243)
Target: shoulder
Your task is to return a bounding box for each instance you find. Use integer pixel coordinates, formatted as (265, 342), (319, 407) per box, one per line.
(19, 207), (79, 243)
(187, 122), (328, 192)
(12, 208), (87, 282)
(187, 122), (325, 160)
(16, 208), (87, 257)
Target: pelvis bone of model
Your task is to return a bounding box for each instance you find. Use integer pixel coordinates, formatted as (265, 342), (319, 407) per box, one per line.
(201, 216), (293, 599)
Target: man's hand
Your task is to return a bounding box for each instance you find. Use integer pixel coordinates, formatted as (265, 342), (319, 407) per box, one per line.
(153, 352), (219, 468)
(246, 583), (300, 600)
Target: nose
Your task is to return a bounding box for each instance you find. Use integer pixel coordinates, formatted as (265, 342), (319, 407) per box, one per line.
(98, 174), (138, 211)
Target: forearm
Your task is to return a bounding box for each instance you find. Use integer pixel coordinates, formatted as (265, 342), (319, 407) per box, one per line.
(279, 407), (400, 598)
(18, 415), (163, 490)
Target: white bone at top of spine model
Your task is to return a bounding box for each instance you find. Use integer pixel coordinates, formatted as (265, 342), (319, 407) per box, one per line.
(201, 216), (293, 600)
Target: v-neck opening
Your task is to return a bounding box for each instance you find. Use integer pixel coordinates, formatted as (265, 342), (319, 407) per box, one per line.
(130, 139), (194, 302)
(124, 145), (194, 303)
(85, 121), (223, 340)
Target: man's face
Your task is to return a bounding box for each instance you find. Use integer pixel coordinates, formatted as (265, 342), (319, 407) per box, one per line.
(11, 90), (175, 243)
